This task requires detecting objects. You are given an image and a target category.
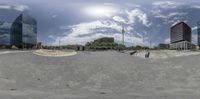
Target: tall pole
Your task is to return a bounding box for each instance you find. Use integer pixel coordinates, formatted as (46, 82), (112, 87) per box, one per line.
(59, 39), (61, 50)
(149, 30), (152, 49)
(122, 28), (125, 46)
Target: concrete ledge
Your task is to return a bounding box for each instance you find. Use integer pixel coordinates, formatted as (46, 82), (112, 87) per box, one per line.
(33, 49), (77, 57)
(127, 50), (200, 59)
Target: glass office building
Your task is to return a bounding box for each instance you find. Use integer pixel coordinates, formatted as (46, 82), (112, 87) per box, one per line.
(11, 14), (37, 48)
(170, 22), (195, 50)
(170, 22), (191, 44)
(198, 22), (200, 47)
(0, 21), (12, 46)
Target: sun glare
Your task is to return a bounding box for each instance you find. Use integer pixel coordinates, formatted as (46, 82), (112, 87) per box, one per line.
(84, 6), (117, 17)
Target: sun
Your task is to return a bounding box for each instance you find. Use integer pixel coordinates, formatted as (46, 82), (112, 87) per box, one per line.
(84, 6), (117, 17)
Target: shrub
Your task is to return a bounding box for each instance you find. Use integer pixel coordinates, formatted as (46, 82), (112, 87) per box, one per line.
(11, 45), (19, 50)
(0, 46), (6, 49)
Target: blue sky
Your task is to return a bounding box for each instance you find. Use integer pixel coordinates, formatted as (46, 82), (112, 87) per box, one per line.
(0, 0), (200, 47)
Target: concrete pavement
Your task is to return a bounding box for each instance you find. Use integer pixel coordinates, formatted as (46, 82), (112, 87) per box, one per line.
(0, 51), (199, 98)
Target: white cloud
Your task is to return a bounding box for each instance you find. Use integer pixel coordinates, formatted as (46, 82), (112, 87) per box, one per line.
(125, 3), (141, 8)
(192, 26), (198, 31)
(126, 9), (151, 27)
(191, 5), (200, 9)
(126, 26), (133, 32)
(13, 4), (29, 11)
(60, 26), (70, 30)
(0, 5), (11, 9)
(53, 20), (149, 46)
(152, 11), (187, 24)
(152, 1), (182, 9)
(66, 20), (122, 37)
(151, 1), (188, 25)
(165, 38), (170, 44)
(168, 12), (187, 17)
(55, 7), (153, 46)
(52, 15), (58, 18)
(151, 8), (187, 19)
(48, 35), (55, 39)
(84, 5), (117, 17)
(113, 16), (126, 23)
(103, 3), (117, 6)
(151, 9), (162, 16)
(136, 33), (143, 38)
(155, 12), (187, 19)
(0, 4), (29, 11)
(171, 20), (188, 27)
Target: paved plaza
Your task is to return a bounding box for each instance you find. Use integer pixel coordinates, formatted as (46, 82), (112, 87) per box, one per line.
(0, 50), (199, 99)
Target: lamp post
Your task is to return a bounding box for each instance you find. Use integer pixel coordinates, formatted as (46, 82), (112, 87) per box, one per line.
(59, 39), (61, 50)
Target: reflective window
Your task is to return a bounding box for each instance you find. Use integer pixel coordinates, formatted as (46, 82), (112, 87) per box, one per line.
(11, 14), (37, 48)
(0, 22), (11, 45)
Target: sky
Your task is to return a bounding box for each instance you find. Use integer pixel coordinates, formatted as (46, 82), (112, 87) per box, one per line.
(0, 0), (200, 47)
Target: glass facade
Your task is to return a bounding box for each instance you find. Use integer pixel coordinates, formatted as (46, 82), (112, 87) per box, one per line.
(198, 22), (200, 46)
(0, 21), (11, 45)
(170, 22), (191, 44)
(11, 14), (37, 48)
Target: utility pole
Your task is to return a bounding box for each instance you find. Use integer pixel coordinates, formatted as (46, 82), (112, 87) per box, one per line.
(59, 39), (61, 50)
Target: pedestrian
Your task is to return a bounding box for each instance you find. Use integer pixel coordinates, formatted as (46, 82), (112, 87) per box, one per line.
(145, 50), (150, 58)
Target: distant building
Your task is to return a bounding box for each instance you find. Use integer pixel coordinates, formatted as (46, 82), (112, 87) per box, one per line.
(158, 43), (169, 49)
(94, 37), (114, 43)
(170, 22), (191, 43)
(36, 42), (42, 49)
(0, 21), (12, 46)
(170, 22), (196, 50)
(66, 45), (85, 51)
(11, 14), (37, 48)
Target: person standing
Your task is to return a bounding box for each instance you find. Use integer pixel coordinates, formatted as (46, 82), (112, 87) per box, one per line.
(145, 50), (150, 58)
